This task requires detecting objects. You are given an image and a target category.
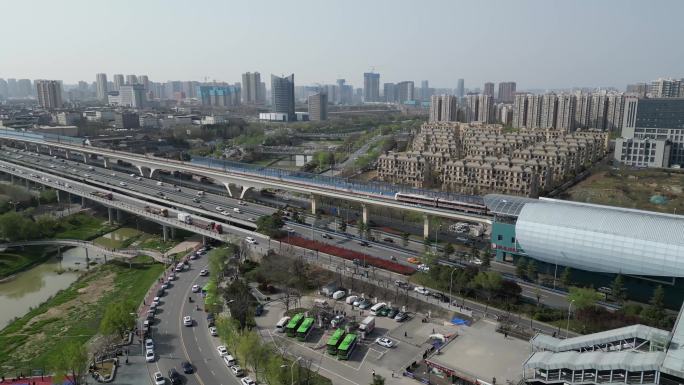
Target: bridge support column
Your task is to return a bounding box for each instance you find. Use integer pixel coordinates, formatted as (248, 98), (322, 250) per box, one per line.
(103, 157), (110, 168)
(239, 186), (252, 200)
(222, 182), (234, 198)
(65, 150), (70, 160)
(116, 209), (123, 223)
(202, 236), (207, 246)
(171, 227), (176, 239)
(149, 168), (157, 178)
(423, 215), (430, 240)
(25, 178), (29, 189)
(162, 225), (169, 242)
(10, 174), (14, 184)
(48, 147), (53, 156)
(55, 189), (60, 203)
(81, 196), (86, 208)
(108, 207), (114, 224)
(136, 165), (145, 177)
(362, 204), (369, 225)
(82, 153), (88, 164)
(311, 195), (318, 215)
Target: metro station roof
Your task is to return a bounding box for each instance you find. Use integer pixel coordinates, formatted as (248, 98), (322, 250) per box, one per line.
(483, 194), (537, 217)
(525, 350), (665, 372)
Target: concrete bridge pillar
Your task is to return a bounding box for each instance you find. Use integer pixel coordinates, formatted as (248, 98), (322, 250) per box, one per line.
(103, 157), (110, 168)
(10, 174), (14, 184)
(202, 236), (207, 246)
(116, 209), (123, 223)
(362, 204), (369, 225)
(162, 225), (169, 242)
(222, 182), (234, 198)
(81, 196), (86, 208)
(239, 186), (253, 200)
(136, 165), (145, 177)
(423, 214), (430, 240)
(25, 178), (29, 189)
(65, 150), (70, 160)
(82, 153), (88, 164)
(171, 227), (176, 239)
(311, 195), (318, 215)
(55, 189), (60, 203)
(149, 168), (158, 178)
(108, 207), (114, 224)
(48, 147), (53, 156)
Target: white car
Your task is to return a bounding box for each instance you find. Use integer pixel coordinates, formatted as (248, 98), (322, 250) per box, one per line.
(210, 326), (218, 336)
(129, 173), (136, 177)
(230, 365), (244, 377)
(238, 201), (246, 206)
(145, 349), (155, 362)
(145, 338), (154, 350)
(375, 337), (395, 348)
(152, 297), (160, 306)
(136, 176), (142, 181)
(417, 264), (430, 272)
(233, 207), (241, 213)
(414, 286), (430, 295)
(192, 284), (200, 293)
(153, 372), (165, 385)
(471, 258), (483, 265)
(183, 316), (193, 326)
(241, 377), (256, 385)
(215, 206), (223, 211)
(217, 345), (228, 356)
(199, 269), (209, 276)
(245, 237), (257, 244)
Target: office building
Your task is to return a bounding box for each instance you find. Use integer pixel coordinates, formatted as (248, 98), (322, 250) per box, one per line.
(456, 78), (465, 98)
(477, 94), (495, 123)
(396, 81), (414, 103)
(139, 75), (149, 89)
(308, 93), (327, 121)
(483, 82), (495, 97)
(526, 94), (543, 129)
(555, 94), (576, 131)
(650, 78), (683, 98)
(337, 79), (353, 105)
(429, 95), (458, 122)
(17, 79), (32, 97)
(498, 81), (516, 103)
(241, 72), (262, 104)
(35, 80), (63, 109)
(512, 93), (529, 128)
(420, 80), (431, 101)
(615, 97), (684, 168)
(96, 73), (108, 101)
(112, 111), (140, 129)
(325, 84), (338, 105)
(111, 84), (146, 108)
(540, 93), (558, 129)
(126, 74), (138, 85)
(363, 72), (380, 102)
(271, 74), (295, 121)
(384, 83), (397, 103)
(196, 85), (241, 107)
(113, 74), (124, 90)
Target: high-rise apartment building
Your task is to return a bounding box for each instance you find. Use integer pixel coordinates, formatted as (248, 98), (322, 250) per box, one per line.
(6, 79), (17, 97)
(196, 85), (241, 107)
(396, 81), (414, 103)
(96, 73), (108, 101)
(241, 72), (262, 104)
(113, 74), (124, 90)
(606, 93), (626, 132)
(363, 72), (380, 102)
(125, 74), (138, 85)
(429, 95), (458, 122)
(483, 82), (495, 97)
(420, 80), (431, 101)
(456, 79), (465, 98)
(384, 83), (396, 103)
(35, 80), (63, 109)
(17, 79), (32, 97)
(626, 83), (649, 97)
(650, 78), (683, 98)
(271, 74), (295, 121)
(555, 94), (577, 131)
(115, 84), (146, 108)
(512, 93), (529, 128)
(540, 93), (558, 129)
(139, 75), (149, 90)
(498, 81), (516, 103)
(0, 79), (8, 98)
(589, 92), (608, 130)
(464, 94), (479, 123)
(337, 79), (353, 105)
(574, 92), (592, 129)
(526, 94), (543, 129)
(478, 94), (495, 123)
(308, 93), (328, 121)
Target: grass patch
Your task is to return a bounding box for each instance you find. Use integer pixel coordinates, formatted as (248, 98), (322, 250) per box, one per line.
(55, 212), (115, 240)
(0, 257), (164, 375)
(93, 227), (143, 249)
(139, 236), (179, 253)
(0, 245), (53, 278)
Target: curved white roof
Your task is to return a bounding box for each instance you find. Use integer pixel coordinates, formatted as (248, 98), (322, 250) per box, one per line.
(515, 200), (684, 276)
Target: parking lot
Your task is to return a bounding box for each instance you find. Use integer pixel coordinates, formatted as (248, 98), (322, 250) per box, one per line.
(255, 293), (461, 385)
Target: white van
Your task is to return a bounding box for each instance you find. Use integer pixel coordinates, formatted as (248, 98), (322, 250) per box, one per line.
(332, 290), (346, 300)
(345, 295), (358, 305)
(275, 316), (291, 333)
(223, 355), (236, 367)
(156, 181), (163, 186)
(370, 302), (386, 315)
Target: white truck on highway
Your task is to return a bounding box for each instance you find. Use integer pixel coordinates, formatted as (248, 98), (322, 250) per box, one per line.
(358, 316), (375, 334)
(177, 212), (192, 224)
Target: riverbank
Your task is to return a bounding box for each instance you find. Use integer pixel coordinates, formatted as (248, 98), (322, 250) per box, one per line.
(0, 255), (164, 376)
(0, 245), (54, 280)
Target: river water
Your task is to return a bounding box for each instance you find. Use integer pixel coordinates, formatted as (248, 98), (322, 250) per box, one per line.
(0, 247), (110, 328)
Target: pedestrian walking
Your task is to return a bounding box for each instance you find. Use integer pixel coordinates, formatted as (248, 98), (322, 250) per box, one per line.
(391, 371), (394, 378)
(372, 369), (376, 377)
(404, 331), (407, 337)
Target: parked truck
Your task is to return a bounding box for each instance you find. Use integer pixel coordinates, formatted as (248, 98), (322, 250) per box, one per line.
(90, 191), (113, 200)
(358, 316), (375, 334)
(177, 212), (192, 224)
(145, 206), (168, 217)
(206, 222), (223, 234)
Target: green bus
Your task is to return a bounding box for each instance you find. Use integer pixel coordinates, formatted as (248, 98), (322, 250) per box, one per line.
(285, 313), (305, 337)
(337, 333), (357, 360)
(296, 317), (315, 341)
(326, 328), (346, 356)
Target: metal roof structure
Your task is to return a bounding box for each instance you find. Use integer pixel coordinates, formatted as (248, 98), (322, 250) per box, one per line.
(531, 324), (669, 353)
(524, 350), (665, 372)
(661, 307), (684, 378)
(483, 194), (537, 217)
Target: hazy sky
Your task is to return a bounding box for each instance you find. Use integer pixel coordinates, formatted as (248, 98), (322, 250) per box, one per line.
(2, 0), (683, 90)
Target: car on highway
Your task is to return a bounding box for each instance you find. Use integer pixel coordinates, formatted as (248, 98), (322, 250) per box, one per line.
(230, 365), (245, 377)
(181, 361), (193, 374)
(285, 227), (295, 233)
(414, 286), (430, 295)
(245, 237), (257, 244)
(238, 200), (246, 206)
(358, 240), (370, 247)
(200, 269), (209, 276)
(394, 311), (409, 322)
(233, 207), (241, 213)
(153, 371), (165, 385)
(192, 198), (200, 203)
(375, 337), (395, 348)
(183, 316), (193, 326)
(215, 206), (223, 211)
(217, 345), (228, 356)
(167, 368), (182, 385)
(241, 378), (256, 385)
(407, 257), (420, 264)
(210, 326), (218, 336)
(136, 177), (142, 181)
(192, 284), (200, 293)
(145, 338), (154, 350)
(321, 233), (333, 239)
(145, 349), (155, 362)
(383, 237), (394, 243)
(417, 264), (430, 272)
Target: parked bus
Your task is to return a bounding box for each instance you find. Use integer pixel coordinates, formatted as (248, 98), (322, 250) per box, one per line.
(326, 328), (346, 356)
(296, 317), (315, 341)
(285, 313), (304, 337)
(337, 333), (358, 360)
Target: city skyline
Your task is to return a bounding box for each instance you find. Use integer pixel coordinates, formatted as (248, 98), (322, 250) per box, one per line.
(1, 0), (683, 89)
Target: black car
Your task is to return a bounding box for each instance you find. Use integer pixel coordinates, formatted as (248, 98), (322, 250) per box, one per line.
(255, 304), (264, 316)
(383, 237), (394, 243)
(358, 241), (370, 247)
(168, 368), (182, 385)
(206, 313), (215, 321)
(181, 361), (193, 374)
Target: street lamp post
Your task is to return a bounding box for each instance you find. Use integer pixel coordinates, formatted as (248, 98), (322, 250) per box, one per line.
(281, 356), (302, 385)
(565, 300), (575, 338)
(448, 267), (459, 309)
